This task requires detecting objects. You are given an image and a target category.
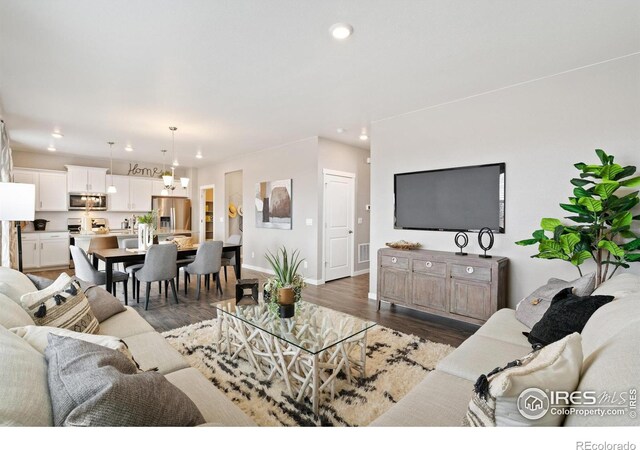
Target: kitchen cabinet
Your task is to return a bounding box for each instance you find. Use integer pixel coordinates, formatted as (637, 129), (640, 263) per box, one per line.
(21, 232), (69, 270)
(152, 178), (189, 197)
(108, 175), (153, 212)
(66, 165), (107, 193)
(13, 168), (67, 212)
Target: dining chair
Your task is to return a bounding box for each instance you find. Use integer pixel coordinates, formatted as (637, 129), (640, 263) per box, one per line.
(135, 244), (178, 310)
(221, 234), (242, 282)
(87, 236), (119, 269)
(70, 245), (129, 305)
(183, 241), (223, 299)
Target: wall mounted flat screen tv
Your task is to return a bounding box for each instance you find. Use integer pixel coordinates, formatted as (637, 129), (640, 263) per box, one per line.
(394, 163), (505, 233)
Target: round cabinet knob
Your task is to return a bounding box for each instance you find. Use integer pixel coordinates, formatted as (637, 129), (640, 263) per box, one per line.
(466, 266), (474, 274)
(425, 261), (433, 268)
(391, 257), (397, 263)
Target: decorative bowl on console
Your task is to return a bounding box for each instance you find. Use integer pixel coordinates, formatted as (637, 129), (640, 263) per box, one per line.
(385, 240), (422, 250)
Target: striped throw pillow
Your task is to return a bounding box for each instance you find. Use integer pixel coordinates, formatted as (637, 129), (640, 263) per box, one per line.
(20, 273), (99, 334)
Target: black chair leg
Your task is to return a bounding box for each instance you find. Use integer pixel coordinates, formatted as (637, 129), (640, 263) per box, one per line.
(131, 274), (136, 300)
(205, 274), (210, 290)
(184, 272), (189, 295)
(112, 283), (116, 295)
(216, 273), (223, 295)
(196, 274), (201, 300)
(165, 280), (169, 298)
(158, 281), (162, 294)
(144, 282), (151, 310)
(176, 269), (180, 291)
(224, 266), (227, 282)
(170, 279), (179, 304)
(123, 280), (128, 306)
(137, 280), (140, 303)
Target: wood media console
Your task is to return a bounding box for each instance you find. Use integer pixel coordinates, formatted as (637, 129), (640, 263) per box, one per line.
(377, 248), (508, 325)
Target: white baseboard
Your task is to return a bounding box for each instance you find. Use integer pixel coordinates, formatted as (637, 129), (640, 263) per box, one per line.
(368, 292), (377, 301)
(241, 263), (323, 285)
(352, 268), (370, 277)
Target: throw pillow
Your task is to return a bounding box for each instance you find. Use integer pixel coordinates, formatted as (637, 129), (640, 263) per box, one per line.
(515, 272), (596, 328)
(463, 333), (582, 427)
(0, 266), (41, 302)
(0, 326), (53, 426)
(82, 283), (126, 322)
(10, 325), (138, 368)
(20, 273), (99, 334)
(45, 334), (205, 426)
(26, 273), (55, 290)
(525, 288), (614, 347)
(0, 292), (35, 329)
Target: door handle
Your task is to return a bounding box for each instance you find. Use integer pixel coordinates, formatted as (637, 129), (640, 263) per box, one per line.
(348, 230), (353, 234)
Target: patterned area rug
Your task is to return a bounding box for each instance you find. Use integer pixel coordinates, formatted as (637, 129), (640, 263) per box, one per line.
(163, 319), (453, 426)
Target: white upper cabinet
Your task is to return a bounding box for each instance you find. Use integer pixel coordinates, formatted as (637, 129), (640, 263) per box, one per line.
(107, 175), (131, 211)
(108, 176), (153, 212)
(129, 177), (153, 212)
(66, 165), (107, 193)
(38, 172), (68, 211)
(13, 168), (67, 212)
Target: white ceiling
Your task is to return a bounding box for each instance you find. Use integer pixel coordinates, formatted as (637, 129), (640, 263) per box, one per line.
(1, 0), (638, 166)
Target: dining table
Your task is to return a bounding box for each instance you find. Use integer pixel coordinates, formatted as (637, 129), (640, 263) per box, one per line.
(91, 243), (242, 294)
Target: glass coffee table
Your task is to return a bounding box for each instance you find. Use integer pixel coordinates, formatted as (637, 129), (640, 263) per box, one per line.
(214, 300), (377, 415)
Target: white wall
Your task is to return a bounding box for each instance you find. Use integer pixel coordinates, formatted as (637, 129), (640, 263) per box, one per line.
(370, 55), (640, 306)
(225, 170), (243, 239)
(197, 137), (321, 281)
(318, 138), (371, 274)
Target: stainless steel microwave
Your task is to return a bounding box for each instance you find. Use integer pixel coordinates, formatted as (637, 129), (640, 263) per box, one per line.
(68, 193), (107, 211)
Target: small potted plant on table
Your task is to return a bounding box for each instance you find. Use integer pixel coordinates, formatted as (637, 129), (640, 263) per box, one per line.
(264, 247), (306, 318)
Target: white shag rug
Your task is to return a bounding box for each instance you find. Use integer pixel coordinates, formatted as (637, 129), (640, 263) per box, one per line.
(163, 319), (453, 426)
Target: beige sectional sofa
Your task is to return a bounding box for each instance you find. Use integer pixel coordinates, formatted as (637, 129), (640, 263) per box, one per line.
(372, 273), (640, 426)
(0, 267), (255, 427)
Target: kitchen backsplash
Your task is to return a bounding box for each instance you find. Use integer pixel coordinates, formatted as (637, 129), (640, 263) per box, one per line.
(27, 211), (152, 232)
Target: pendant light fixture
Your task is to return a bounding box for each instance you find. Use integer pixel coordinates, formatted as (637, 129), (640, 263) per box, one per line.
(169, 126), (189, 190)
(160, 149), (170, 196)
(107, 141), (117, 194)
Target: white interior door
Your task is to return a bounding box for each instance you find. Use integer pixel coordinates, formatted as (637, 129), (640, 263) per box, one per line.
(324, 172), (355, 282)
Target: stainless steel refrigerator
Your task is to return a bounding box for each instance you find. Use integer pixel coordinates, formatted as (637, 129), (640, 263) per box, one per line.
(151, 196), (192, 231)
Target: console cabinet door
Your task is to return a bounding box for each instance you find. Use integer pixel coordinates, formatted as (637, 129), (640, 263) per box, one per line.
(22, 236), (39, 269)
(412, 273), (447, 311)
(40, 238), (70, 267)
(379, 267), (409, 303)
(449, 279), (491, 321)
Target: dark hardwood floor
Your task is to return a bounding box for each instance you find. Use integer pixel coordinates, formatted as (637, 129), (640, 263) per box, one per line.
(33, 267), (476, 347)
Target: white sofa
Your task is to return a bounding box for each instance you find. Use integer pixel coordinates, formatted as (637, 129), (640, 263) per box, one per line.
(0, 267), (255, 427)
(371, 273), (640, 426)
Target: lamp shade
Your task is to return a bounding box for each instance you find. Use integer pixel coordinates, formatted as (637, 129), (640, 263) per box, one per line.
(180, 177), (189, 188)
(0, 182), (36, 221)
(162, 175), (174, 186)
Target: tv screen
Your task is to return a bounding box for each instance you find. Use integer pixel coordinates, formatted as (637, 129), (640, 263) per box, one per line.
(394, 163), (505, 233)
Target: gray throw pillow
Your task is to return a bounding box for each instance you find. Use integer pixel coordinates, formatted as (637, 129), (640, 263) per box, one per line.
(26, 274), (55, 290)
(81, 282), (126, 322)
(515, 272), (596, 328)
(45, 334), (205, 427)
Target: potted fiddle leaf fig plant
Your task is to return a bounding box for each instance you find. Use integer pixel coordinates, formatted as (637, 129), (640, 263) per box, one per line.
(264, 247), (306, 317)
(516, 149), (640, 287)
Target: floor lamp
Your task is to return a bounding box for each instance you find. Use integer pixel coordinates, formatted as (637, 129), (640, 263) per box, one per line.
(0, 182), (36, 272)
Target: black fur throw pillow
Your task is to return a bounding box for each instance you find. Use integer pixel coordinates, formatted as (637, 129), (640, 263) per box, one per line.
(524, 287), (614, 348)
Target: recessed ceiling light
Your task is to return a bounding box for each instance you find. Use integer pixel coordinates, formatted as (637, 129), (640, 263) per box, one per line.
(359, 133), (369, 141)
(329, 23), (353, 40)
(47, 146), (56, 152)
(125, 145), (133, 152)
(195, 152), (203, 159)
(336, 128), (346, 134)
(51, 131), (63, 139)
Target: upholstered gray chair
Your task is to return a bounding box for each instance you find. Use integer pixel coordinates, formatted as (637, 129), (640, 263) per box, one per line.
(70, 245), (129, 305)
(221, 234), (242, 282)
(135, 244), (179, 310)
(183, 241), (223, 299)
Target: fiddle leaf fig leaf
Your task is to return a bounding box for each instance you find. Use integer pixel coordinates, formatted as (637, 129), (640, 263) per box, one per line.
(540, 218), (562, 232)
(595, 149), (608, 165)
(593, 181), (619, 199)
(597, 240), (625, 258)
(621, 176), (640, 188)
(623, 238), (640, 252)
(578, 197), (603, 212)
(600, 164), (624, 181)
(625, 253), (640, 262)
(560, 233), (580, 254)
(570, 178), (591, 187)
(570, 251), (592, 266)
